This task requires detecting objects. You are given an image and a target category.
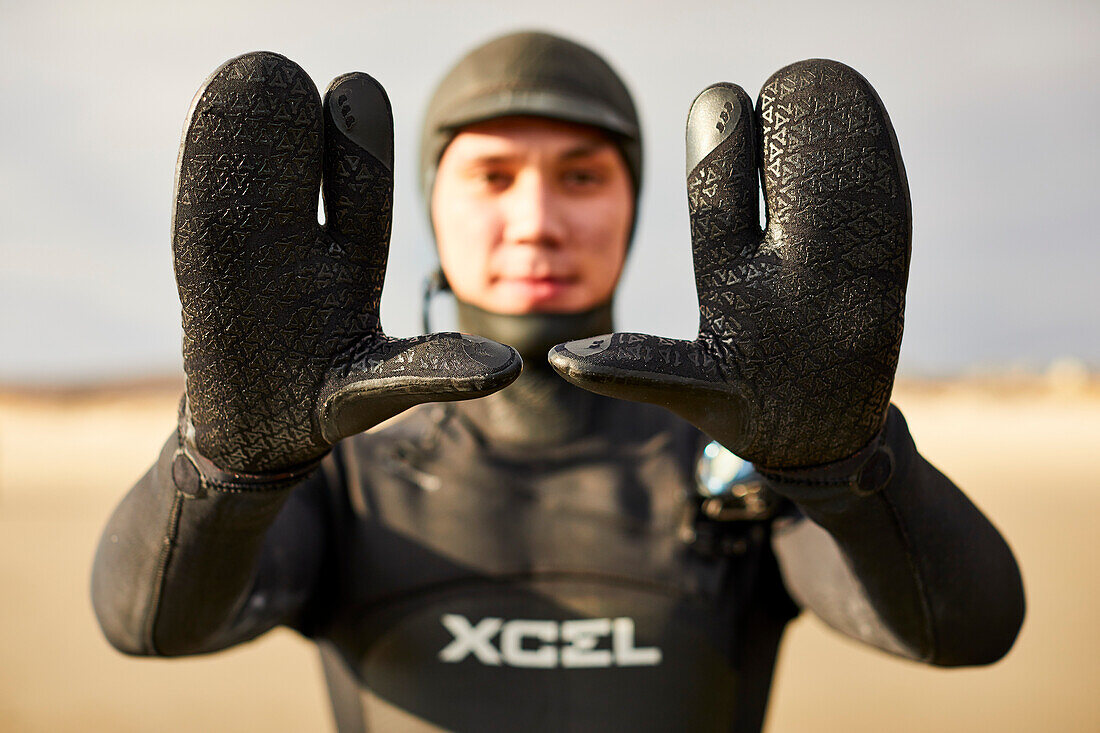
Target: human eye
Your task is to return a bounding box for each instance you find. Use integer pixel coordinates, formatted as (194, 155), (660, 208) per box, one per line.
(467, 165), (513, 191)
(484, 170), (512, 186)
(561, 166), (606, 190)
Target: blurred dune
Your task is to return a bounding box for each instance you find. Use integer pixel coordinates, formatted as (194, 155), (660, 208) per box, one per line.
(1, 377), (1097, 732)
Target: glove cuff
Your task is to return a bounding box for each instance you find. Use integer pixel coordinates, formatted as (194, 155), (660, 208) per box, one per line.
(756, 407), (898, 497)
(173, 396), (324, 496)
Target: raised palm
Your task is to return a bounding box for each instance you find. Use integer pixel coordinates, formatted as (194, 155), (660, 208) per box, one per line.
(174, 53), (520, 473)
(550, 60), (910, 469)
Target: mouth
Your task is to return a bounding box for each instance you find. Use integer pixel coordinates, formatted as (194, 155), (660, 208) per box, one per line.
(493, 274), (577, 302)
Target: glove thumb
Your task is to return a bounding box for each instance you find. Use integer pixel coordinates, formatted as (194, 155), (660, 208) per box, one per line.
(548, 333), (750, 449)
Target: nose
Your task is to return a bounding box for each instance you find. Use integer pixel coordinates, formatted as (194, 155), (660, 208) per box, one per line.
(502, 169), (566, 247)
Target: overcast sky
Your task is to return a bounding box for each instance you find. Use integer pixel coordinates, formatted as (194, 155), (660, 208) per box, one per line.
(1, 0), (1097, 382)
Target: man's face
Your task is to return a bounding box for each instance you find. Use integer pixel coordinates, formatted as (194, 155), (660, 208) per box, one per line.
(431, 116), (634, 315)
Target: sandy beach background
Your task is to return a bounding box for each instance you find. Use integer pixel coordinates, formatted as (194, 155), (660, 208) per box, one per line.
(0, 376), (1097, 732)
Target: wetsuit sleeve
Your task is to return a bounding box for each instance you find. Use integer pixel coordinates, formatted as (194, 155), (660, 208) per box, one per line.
(91, 429), (332, 656)
(765, 405), (1025, 666)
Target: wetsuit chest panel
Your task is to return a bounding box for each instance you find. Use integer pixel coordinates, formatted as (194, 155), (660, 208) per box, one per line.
(339, 579), (739, 733)
(335, 412), (703, 606)
(317, 408), (779, 731)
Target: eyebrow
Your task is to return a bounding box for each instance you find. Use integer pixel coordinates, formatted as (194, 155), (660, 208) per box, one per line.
(559, 141), (614, 161)
(467, 154), (519, 166)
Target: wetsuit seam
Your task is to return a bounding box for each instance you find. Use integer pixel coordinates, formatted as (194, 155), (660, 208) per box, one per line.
(142, 488), (185, 656)
(877, 490), (938, 662)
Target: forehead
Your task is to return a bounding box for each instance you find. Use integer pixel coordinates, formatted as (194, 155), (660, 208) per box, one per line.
(443, 116), (616, 160)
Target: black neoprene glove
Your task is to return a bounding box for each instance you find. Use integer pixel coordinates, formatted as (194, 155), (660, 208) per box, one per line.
(550, 60), (910, 469)
(174, 52), (520, 474)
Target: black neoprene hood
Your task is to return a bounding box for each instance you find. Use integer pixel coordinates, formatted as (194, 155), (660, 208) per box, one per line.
(419, 31), (643, 205)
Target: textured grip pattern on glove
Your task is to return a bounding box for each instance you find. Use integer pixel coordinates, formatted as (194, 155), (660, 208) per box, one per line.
(689, 61), (911, 465)
(551, 61), (910, 469)
(173, 53), (391, 472)
(736, 60), (910, 465)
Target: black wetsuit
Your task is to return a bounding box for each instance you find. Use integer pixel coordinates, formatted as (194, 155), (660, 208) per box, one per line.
(92, 312), (1025, 733)
(91, 41), (1024, 731)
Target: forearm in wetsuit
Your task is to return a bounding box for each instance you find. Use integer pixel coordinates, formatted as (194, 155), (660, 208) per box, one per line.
(766, 405), (1025, 666)
(91, 429), (331, 656)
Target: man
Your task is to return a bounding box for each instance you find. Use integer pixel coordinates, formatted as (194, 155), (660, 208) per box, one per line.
(92, 32), (1024, 732)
